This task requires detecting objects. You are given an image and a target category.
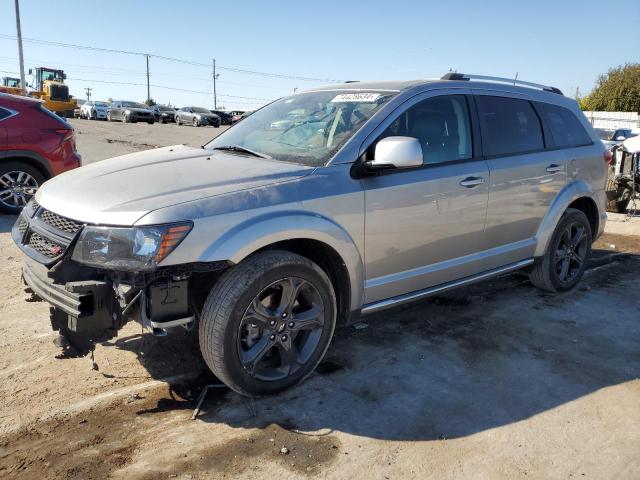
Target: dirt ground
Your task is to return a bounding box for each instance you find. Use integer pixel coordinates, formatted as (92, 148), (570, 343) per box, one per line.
(0, 121), (639, 479)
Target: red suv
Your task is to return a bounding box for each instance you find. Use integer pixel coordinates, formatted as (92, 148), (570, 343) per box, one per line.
(0, 93), (81, 214)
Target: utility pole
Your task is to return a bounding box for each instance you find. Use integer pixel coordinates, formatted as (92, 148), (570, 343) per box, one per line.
(212, 58), (219, 109)
(14, 0), (26, 89)
(145, 54), (150, 103)
(85, 87), (92, 101)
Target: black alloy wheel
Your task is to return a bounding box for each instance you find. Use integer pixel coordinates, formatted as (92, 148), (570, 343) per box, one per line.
(238, 277), (326, 381)
(198, 250), (337, 396)
(554, 221), (588, 286)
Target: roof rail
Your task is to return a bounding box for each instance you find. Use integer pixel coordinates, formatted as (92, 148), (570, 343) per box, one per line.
(441, 72), (563, 95)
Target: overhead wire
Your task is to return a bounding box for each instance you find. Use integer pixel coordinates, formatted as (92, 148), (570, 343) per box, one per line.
(0, 34), (343, 83)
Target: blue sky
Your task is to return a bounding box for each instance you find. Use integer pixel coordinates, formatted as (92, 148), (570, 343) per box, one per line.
(1, 0), (638, 110)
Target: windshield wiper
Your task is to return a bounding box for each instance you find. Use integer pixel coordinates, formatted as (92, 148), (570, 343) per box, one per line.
(212, 145), (271, 159)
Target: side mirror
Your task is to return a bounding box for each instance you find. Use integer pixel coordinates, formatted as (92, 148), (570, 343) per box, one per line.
(366, 136), (423, 170)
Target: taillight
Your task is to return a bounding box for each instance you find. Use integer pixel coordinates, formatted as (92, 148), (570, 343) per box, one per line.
(604, 150), (612, 166)
(44, 128), (74, 145)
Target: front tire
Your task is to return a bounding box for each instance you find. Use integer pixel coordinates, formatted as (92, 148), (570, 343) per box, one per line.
(192, 117), (199, 127)
(199, 251), (337, 396)
(529, 208), (592, 292)
(176, 115), (181, 126)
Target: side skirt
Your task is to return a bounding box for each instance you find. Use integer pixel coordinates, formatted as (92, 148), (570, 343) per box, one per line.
(360, 258), (534, 315)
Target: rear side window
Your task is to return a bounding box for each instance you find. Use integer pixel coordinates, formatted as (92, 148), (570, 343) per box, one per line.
(477, 96), (544, 157)
(537, 103), (592, 148)
(0, 107), (14, 121)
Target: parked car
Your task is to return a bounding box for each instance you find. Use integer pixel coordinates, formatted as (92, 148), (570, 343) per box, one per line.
(11, 74), (607, 396)
(210, 110), (233, 125)
(605, 135), (639, 213)
(149, 105), (176, 124)
(107, 101), (155, 124)
(80, 100), (109, 120)
(175, 107), (220, 127)
(0, 93), (81, 213)
(232, 110), (252, 124)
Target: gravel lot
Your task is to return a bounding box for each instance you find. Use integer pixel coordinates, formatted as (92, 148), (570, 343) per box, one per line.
(71, 118), (229, 164)
(0, 120), (639, 479)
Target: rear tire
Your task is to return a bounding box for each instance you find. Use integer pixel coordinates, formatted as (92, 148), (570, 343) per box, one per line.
(199, 250), (337, 396)
(529, 208), (592, 292)
(107, 111), (112, 122)
(0, 162), (45, 214)
(176, 115), (181, 126)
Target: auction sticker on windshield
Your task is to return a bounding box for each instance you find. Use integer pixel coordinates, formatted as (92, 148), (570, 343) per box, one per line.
(331, 93), (381, 103)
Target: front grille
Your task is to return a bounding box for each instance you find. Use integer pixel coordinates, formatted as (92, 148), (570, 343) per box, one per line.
(39, 209), (83, 235)
(18, 218), (28, 235)
(25, 199), (39, 217)
(28, 232), (65, 259)
(49, 84), (69, 101)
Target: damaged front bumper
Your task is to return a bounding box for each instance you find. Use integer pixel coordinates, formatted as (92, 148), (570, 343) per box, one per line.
(13, 205), (228, 354)
(21, 257), (201, 353)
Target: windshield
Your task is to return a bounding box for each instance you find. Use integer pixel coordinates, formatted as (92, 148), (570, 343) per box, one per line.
(204, 90), (396, 166)
(158, 105), (173, 111)
(94, 101), (108, 107)
(192, 107), (210, 113)
(122, 101), (147, 109)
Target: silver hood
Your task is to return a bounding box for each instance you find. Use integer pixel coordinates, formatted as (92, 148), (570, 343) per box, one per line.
(36, 145), (314, 225)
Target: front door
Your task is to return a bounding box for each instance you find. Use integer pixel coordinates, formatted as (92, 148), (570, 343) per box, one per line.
(362, 93), (489, 304)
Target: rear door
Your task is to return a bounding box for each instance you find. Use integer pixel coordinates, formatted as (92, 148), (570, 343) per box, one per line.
(476, 93), (567, 268)
(361, 91), (490, 304)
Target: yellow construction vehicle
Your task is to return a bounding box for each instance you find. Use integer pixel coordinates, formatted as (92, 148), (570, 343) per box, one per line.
(28, 67), (77, 117)
(0, 76), (26, 95)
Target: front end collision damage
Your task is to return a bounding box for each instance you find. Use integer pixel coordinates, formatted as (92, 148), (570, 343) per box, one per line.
(21, 249), (230, 355)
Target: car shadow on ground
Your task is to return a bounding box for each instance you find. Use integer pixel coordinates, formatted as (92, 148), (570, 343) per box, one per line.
(115, 244), (640, 442)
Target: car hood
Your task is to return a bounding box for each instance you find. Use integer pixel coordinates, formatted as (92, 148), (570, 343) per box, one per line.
(36, 144), (314, 225)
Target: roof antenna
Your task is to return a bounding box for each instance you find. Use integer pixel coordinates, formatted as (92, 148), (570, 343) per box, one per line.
(513, 72), (519, 85)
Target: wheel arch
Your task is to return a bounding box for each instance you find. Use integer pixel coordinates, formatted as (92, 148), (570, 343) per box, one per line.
(534, 180), (603, 257)
(198, 211), (364, 317)
(0, 151), (52, 180)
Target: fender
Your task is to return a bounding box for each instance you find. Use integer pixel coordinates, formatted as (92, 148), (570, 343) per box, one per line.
(1, 149), (53, 178)
(200, 210), (365, 311)
(534, 180), (602, 257)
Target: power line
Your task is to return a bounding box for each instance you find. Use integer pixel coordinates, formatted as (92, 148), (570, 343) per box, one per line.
(0, 69), (275, 102)
(0, 34), (342, 83)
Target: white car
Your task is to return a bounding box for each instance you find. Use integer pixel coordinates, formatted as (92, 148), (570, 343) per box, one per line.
(80, 101), (109, 120)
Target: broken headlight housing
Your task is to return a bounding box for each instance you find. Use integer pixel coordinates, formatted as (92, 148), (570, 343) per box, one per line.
(71, 222), (192, 271)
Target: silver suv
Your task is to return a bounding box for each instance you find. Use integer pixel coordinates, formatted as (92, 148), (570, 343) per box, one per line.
(12, 73), (608, 396)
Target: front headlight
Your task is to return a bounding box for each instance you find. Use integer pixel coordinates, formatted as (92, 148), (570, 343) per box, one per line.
(125, 110), (131, 114)
(71, 223), (192, 271)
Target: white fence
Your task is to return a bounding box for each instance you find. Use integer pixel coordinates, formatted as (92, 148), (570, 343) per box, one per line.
(582, 111), (639, 130)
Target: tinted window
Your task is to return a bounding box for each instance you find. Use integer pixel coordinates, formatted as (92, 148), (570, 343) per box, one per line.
(477, 96), (543, 156)
(380, 95), (473, 164)
(537, 103), (592, 148)
(0, 107), (14, 121)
